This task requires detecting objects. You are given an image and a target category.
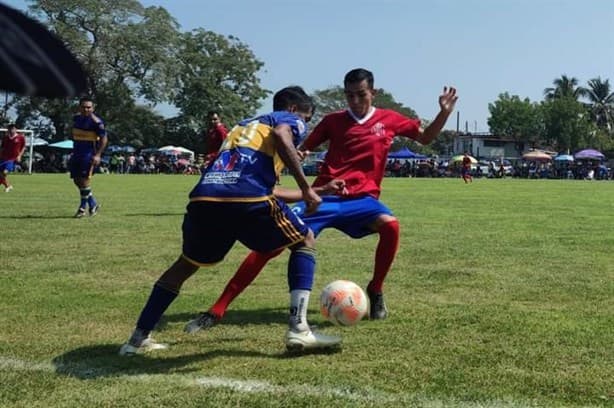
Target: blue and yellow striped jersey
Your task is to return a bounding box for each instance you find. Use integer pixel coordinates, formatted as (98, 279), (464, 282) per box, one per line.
(189, 111), (307, 202)
(71, 113), (106, 157)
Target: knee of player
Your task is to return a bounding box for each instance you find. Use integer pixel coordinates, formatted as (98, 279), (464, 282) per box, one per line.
(302, 229), (316, 248)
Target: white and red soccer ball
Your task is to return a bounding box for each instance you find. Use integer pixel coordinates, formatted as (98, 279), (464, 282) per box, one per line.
(319, 280), (368, 326)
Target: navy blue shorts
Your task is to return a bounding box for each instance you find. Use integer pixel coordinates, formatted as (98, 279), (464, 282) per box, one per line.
(69, 155), (94, 179)
(291, 195), (393, 239)
(182, 198), (309, 265)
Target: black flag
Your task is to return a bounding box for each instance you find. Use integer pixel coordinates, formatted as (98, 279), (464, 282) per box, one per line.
(0, 3), (86, 97)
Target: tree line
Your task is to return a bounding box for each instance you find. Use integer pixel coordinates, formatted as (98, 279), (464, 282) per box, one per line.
(487, 75), (614, 154)
(1, 0), (268, 153)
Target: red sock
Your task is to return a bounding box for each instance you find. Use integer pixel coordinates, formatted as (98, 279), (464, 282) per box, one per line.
(209, 249), (283, 317)
(0, 177), (7, 187)
(367, 219), (400, 294)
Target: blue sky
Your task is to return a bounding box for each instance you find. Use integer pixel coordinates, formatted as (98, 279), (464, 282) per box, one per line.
(5, 0), (614, 132)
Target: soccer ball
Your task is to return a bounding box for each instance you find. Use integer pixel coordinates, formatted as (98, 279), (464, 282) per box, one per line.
(320, 280), (368, 326)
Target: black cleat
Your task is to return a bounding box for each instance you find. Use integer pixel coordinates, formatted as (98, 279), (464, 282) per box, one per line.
(74, 207), (87, 218)
(367, 289), (389, 320)
(184, 311), (220, 334)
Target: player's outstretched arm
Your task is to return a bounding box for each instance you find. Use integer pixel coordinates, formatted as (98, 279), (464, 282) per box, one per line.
(417, 86), (458, 145)
(274, 179), (346, 203)
(272, 124), (321, 213)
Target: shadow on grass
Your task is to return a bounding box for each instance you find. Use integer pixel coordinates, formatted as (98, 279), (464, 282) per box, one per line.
(0, 214), (76, 219)
(51, 308), (341, 379)
(158, 308), (293, 329)
(51, 345), (268, 379)
(52, 341), (341, 380)
(124, 212), (183, 217)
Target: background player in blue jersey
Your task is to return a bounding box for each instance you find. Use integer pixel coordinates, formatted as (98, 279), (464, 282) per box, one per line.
(69, 97), (108, 218)
(120, 86), (343, 356)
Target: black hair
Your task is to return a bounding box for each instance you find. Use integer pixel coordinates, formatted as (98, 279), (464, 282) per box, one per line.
(273, 86), (313, 113)
(208, 110), (220, 118)
(7, 123), (17, 130)
(344, 68), (374, 89)
(79, 96), (94, 105)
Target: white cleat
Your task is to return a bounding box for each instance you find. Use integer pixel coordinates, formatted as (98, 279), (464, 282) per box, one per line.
(285, 329), (341, 352)
(119, 336), (168, 356)
(5, 185), (13, 192)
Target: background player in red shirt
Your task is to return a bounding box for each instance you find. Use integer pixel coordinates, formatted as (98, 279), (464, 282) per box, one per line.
(461, 152), (473, 183)
(0, 124), (26, 192)
(203, 110), (228, 167)
(187, 68), (458, 336)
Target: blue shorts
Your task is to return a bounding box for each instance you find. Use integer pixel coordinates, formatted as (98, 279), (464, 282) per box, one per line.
(69, 155), (94, 179)
(291, 195), (393, 239)
(182, 199), (309, 265)
(0, 160), (16, 173)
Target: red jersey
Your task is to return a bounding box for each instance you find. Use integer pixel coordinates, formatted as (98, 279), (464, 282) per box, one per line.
(206, 123), (229, 155)
(462, 156), (471, 169)
(0, 133), (26, 161)
(302, 108), (420, 199)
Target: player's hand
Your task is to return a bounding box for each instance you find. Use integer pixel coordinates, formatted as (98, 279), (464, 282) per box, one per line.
(297, 150), (309, 161)
(302, 187), (322, 215)
(439, 86), (458, 114)
(321, 179), (348, 196)
(92, 155), (101, 166)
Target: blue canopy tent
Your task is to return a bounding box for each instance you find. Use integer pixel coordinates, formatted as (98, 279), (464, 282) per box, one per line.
(387, 147), (427, 159)
(48, 140), (73, 149)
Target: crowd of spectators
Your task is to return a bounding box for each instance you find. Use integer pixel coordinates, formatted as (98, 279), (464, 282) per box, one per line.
(27, 150), (202, 175)
(384, 158), (613, 180)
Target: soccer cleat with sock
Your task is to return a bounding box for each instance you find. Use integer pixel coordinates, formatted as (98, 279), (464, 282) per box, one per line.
(184, 311), (220, 334)
(74, 207), (87, 218)
(89, 204), (100, 216)
(5, 185), (13, 192)
(285, 329), (341, 351)
(119, 329), (168, 356)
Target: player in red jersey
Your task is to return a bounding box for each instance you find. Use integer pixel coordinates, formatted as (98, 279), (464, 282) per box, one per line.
(186, 68), (458, 334)
(461, 152), (473, 183)
(203, 110), (229, 167)
(0, 124), (26, 192)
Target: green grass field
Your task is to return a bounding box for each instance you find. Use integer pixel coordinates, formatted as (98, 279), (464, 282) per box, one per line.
(1, 174), (613, 407)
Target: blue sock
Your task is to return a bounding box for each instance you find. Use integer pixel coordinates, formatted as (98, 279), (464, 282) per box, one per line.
(87, 193), (97, 209)
(79, 187), (91, 209)
(287, 247), (316, 291)
(135, 284), (178, 332)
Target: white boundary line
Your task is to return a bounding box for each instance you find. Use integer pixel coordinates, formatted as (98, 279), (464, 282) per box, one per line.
(0, 356), (536, 407)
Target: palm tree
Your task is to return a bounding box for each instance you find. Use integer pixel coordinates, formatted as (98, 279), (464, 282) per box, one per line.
(580, 77), (614, 132)
(544, 75), (584, 101)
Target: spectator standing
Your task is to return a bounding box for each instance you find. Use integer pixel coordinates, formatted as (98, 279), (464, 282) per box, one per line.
(0, 124), (26, 192)
(203, 111), (228, 167)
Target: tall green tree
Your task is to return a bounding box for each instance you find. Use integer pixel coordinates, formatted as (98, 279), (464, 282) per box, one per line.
(172, 29), (269, 130)
(541, 97), (594, 152)
(11, 0), (270, 153)
(544, 75), (584, 101)
(487, 92), (543, 149)
(579, 77), (614, 133)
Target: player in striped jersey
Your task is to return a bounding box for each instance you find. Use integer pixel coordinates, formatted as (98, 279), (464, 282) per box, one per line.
(120, 86), (344, 356)
(69, 97), (107, 218)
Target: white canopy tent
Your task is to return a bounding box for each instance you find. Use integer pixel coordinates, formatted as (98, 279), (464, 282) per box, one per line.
(0, 127), (37, 174)
(157, 145), (195, 160)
